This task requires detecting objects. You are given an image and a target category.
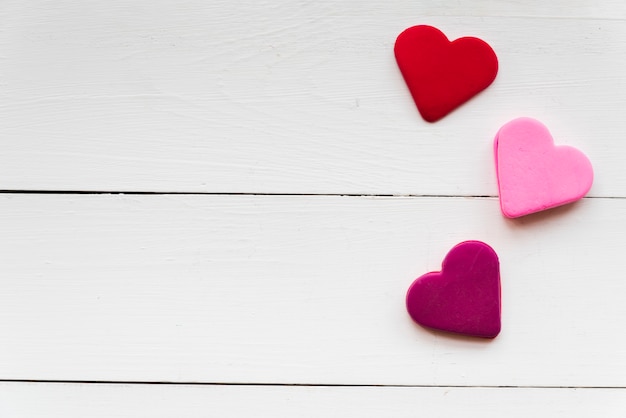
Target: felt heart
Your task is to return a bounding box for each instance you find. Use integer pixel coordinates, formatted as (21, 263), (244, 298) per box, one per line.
(495, 117), (594, 218)
(394, 25), (498, 122)
(406, 241), (501, 338)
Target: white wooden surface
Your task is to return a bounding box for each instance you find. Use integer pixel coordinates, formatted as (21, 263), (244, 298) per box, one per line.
(2, 193), (626, 387)
(0, 383), (624, 418)
(1, 0), (625, 415)
(2, 0), (626, 196)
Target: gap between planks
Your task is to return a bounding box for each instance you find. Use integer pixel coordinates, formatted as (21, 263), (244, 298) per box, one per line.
(0, 190), (623, 200)
(0, 190), (494, 198)
(0, 379), (623, 390)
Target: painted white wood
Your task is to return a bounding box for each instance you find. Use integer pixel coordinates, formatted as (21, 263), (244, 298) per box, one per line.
(2, 2), (626, 413)
(0, 194), (624, 387)
(0, 383), (624, 418)
(1, 0), (626, 195)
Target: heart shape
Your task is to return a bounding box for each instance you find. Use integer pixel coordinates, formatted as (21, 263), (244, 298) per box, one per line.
(406, 241), (501, 338)
(394, 25), (498, 122)
(495, 117), (594, 218)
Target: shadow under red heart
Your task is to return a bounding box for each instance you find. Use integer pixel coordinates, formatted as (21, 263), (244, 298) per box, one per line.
(394, 25), (498, 122)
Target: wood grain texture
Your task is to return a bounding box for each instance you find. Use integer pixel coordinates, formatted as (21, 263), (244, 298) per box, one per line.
(1, 0), (625, 410)
(1, 194), (624, 387)
(0, 383), (624, 418)
(1, 0), (626, 195)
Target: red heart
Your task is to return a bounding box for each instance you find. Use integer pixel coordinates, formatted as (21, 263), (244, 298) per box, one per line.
(394, 25), (498, 122)
(406, 241), (501, 338)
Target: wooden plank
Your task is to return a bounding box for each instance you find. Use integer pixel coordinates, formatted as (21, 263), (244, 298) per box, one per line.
(1, 1), (626, 195)
(0, 193), (624, 386)
(0, 383), (624, 417)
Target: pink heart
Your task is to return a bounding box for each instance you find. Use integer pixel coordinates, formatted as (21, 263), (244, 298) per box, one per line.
(495, 117), (594, 218)
(406, 241), (501, 338)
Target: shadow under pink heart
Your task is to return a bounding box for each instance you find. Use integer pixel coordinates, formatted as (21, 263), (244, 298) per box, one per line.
(495, 117), (593, 218)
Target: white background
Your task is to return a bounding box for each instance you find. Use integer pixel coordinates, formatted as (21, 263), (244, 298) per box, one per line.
(1, 0), (625, 415)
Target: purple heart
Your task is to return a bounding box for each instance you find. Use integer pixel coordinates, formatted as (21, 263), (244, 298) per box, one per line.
(406, 241), (501, 338)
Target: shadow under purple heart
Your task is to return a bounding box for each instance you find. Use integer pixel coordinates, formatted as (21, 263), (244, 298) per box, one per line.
(406, 240), (501, 339)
